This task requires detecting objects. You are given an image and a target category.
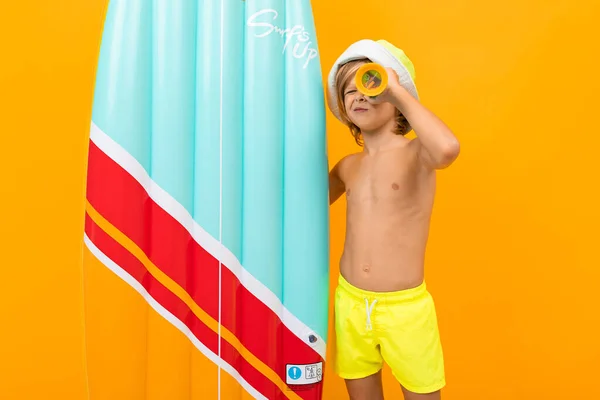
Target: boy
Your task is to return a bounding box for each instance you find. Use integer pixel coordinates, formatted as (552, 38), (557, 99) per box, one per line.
(327, 39), (460, 400)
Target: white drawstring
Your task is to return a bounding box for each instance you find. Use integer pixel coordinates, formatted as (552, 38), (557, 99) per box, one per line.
(364, 298), (378, 331)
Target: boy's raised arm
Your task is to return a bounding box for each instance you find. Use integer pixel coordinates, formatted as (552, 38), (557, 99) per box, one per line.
(388, 75), (460, 169)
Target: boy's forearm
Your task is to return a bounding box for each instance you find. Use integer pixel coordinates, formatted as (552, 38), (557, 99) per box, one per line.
(390, 86), (460, 167)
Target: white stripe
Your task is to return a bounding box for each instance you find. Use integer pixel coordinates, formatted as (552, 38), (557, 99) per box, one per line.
(89, 121), (327, 358)
(83, 234), (267, 400)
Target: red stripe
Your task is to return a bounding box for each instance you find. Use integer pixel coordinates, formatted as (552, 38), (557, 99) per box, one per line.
(86, 143), (220, 318)
(85, 213), (287, 399)
(86, 140), (324, 399)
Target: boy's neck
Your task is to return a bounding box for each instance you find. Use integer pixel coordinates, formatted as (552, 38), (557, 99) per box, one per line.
(362, 128), (407, 154)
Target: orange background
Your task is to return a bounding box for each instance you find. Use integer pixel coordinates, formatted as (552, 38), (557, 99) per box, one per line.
(1, 0), (599, 399)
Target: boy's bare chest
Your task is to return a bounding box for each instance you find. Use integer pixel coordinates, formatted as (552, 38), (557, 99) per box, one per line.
(344, 153), (420, 203)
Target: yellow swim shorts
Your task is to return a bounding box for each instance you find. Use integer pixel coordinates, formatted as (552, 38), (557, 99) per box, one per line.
(334, 274), (446, 394)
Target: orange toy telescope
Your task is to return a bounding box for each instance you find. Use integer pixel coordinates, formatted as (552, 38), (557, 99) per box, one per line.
(355, 63), (388, 97)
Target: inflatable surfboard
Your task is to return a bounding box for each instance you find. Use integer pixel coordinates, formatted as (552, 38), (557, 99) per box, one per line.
(82, 1), (329, 399)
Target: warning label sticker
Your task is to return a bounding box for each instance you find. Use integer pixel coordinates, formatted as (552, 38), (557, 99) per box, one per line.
(285, 362), (323, 386)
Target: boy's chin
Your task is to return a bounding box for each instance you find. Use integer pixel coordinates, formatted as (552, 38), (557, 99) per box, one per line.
(352, 116), (396, 134)
(355, 122), (383, 133)
(350, 118), (375, 130)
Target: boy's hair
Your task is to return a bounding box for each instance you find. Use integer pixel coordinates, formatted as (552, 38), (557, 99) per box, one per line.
(335, 58), (409, 146)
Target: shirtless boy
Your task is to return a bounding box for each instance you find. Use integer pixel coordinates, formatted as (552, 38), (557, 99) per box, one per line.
(327, 40), (460, 400)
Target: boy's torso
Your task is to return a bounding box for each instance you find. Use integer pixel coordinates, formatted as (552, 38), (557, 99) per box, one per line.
(339, 139), (436, 293)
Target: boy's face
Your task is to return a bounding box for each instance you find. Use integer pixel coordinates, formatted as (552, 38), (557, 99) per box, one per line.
(342, 78), (396, 133)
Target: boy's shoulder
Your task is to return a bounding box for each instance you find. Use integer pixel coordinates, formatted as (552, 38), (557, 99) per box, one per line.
(340, 151), (361, 163)
(333, 152), (361, 180)
(338, 152), (362, 168)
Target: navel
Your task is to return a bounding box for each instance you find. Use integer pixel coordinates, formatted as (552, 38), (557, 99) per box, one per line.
(391, 183), (400, 190)
(362, 264), (370, 272)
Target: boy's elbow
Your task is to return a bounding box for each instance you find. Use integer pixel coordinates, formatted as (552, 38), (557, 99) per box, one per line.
(435, 139), (460, 169)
